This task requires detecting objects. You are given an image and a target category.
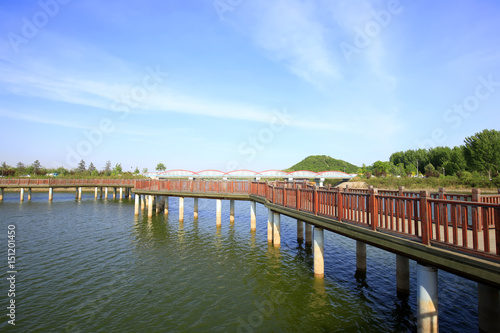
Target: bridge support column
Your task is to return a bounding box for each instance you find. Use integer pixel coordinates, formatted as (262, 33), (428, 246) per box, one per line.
(49, 188), (53, 201)
(397, 255), (410, 294)
(134, 194), (140, 215)
(155, 196), (161, 214)
(179, 197), (184, 222)
(78, 187), (82, 200)
(75, 188), (78, 199)
(28, 188), (32, 201)
(479, 283), (500, 333)
(105, 187), (108, 200)
(194, 198), (199, 219)
(230, 200), (235, 223)
(119, 187), (123, 201)
(164, 197), (169, 215)
(356, 241), (366, 273)
(417, 263), (438, 333)
(250, 201), (256, 231)
(128, 188), (132, 200)
(297, 220), (304, 243)
(267, 209), (273, 242)
(0, 188), (3, 201)
(305, 223), (313, 246)
(113, 188), (117, 199)
(314, 227), (325, 277)
(20, 188), (24, 202)
(94, 187), (98, 199)
(273, 212), (280, 247)
(216, 199), (222, 227)
(140, 194), (145, 211)
(148, 195), (154, 217)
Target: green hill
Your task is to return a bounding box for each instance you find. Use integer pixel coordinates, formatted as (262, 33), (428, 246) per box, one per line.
(286, 155), (358, 173)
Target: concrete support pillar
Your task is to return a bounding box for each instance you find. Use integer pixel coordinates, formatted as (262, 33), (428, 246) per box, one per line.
(75, 188), (78, 199)
(148, 195), (154, 217)
(99, 187), (103, 199)
(250, 201), (257, 231)
(179, 197), (184, 222)
(28, 188), (32, 201)
(305, 223), (313, 246)
(49, 188), (53, 201)
(113, 187), (117, 199)
(216, 199), (222, 227)
(94, 187), (98, 199)
(417, 264), (438, 333)
(78, 187), (82, 200)
(194, 198), (199, 219)
(272, 212), (280, 247)
(478, 283), (500, 333)
(155, 196), (161, 214)
(0, 188), (3, 201)
(314, 227), (325, 277)
(119, 187), (123, 201)
(105, 187), (108, 200)
(20, 188), (24, 202)
(267, 209), (273, 243)
(164, 197), (169, 215)
(128, 188), (132, 200)
(397, 255), (410, 294)
(134, 194), (140, 215)
(140, 194), (145, 211)
(297, 220), (304, 243)
(230, 200), (235, 223)
(356, 241), (367, 273)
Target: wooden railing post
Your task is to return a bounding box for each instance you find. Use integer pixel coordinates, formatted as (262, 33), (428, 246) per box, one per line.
(313, 186), (318, 215)
(472, 189), (482, 235)
(495, 207), (500, 255)
(296, 188), (300, 210)
(420, 190), (431, 245)
(369, 187), (378, 231)
(283, 187), (287, 207)
(337, 187), (344, 221)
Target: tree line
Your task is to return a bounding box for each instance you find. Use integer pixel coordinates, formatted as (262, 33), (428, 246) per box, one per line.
(361, 129), (500, 179)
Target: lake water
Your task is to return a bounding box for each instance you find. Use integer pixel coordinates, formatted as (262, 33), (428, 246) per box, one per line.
(0, 192), (479, 332)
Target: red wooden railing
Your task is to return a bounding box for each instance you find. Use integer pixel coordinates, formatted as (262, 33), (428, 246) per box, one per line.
(0, 179), (135, 186)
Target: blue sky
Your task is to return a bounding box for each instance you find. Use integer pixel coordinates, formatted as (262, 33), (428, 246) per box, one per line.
(1, 0), (499, 172)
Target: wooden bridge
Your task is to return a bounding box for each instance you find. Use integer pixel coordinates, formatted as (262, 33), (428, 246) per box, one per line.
(2, 178), (500, 332)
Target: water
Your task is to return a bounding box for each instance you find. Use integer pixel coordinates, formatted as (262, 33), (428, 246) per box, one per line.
(0, 192), (479, 332)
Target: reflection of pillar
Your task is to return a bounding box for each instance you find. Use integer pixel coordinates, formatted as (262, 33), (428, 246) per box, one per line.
(48, 187), (53, 201)
(297, 220), (304, 243)
(250, 201), (256, 231)
(305, 223), (313, 246)
(148, 195), (154, 217)
(134, 194), (140, 215)
(164, 197), (169, 215)
(230, 200), (235, 223)
(356, 241), (366, 273)
(216, 199), (222, 227)
(314, 227), (324, 277)
(396, 255), (410, 294)
(273, 212), (280, 247)
(417, 264), (438, 333)
(179, 197), (184, 222)
(478, 283), (500, 333)
(20, 188), (24, 202)
(194, 198), (199, 219)
(267, 209), (273, 243)
(28, 188), (32, 201)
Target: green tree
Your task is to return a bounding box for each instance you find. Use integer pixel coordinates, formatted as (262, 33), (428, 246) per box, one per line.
(16, 162), (26, 174)
(77, 159), (86, 173)
(32, 160), (42, 174)
(463, 129), (500, 178)
(134, 167), (140, 174)
(104, 161), (112, 176)
(113, 163), (123, 175)
(156, 163), (167, 171)
(88, 162), (96, 172)
(372, 161), (390, 177)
